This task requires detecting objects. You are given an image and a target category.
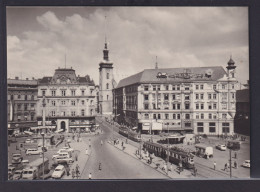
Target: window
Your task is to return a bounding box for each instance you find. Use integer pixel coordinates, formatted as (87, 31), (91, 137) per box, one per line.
(157, 86), (160, 91)
(232, 93), (235, 99)
(197, 122), (204, 132)
(71, 111), (76, 116)
(177, 114), (180, 119)
(17, 104), (21, 110)
(71, 90), (75, 96)
(200, 94), (204, 99)
(25, 95), (27, 100)
(196, 114), (199, 119)
(222, 113), (227, 119)
(166, 85), (169, 90)
(158, 114), (161, 119)
(209, 114), (212, 119)
(51, 91), (56, 96)
(213, 103), (217, 109)
(185, 114), (190, 119)
(61, 100), (66, 105)
(62, 111), (66, 116)
(209, 122), (216, 133)
(208, 94), (212, 100)
(153, 103), (156, 109)
(232, 84), (235, 89)
(24, 104), (28, 110)
(144, 104), (149, 110)
(107, 73), (109, 79)
(213, 85), (217, 90)
(81, 100), (85, 105)
(61, 90), (66, 96)
(222, 84), (226, 89)
(153, 114), (157, 119)
(208, 103), (212, 110)
(144, 113), (149, 119)
(164, 94), (169, 100)
(31, 114), (34, 121)
(201, 103), (204, 110)
(51, 100), (56, 106)
(106, 83), (109, 89)
(196, 85), (199, 90)
(172, 85), (176, 91)
(222, 93), (227, 100)
(177, 104), (180, 110)
(165, 114), (169, 119)
(173, 104), (176, 110)
(185, 95), (190, 100)
(31, 95), (34, 100)
(51, 111), (56, 117)
(82, 90), (85, 96)
(185, 123), (191, 127)
(185, 86), (189, 90)
(213, 94), (217, 99)
(172, 94), (176, 100)
(71, 100), (76, 106)
(201, 114), (204, 119)
(90, 100), (93, 105)
(144, 95), (149, 101)
(144, 86), (149, 91)
(81, 109), (85, 116)
(196, 94), (199, 100)
(196, 103), (199, 109)
(153, 86), (156, 91)
(176, 85), (180, 90)
(213, 114), (217, 119)
(222, 123), (230, 133)
(42, 90), (45, 96)
(200, 85), (204, 89)
(173, 114), (176, 119)
(185, 103), (190, 110)
(222, 103), (227, 110)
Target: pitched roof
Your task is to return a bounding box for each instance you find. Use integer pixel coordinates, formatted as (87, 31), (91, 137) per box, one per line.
(116, 66), (227, 88)
(236, 89), (249, 102)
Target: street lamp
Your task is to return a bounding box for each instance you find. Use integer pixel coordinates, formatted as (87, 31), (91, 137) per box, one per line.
(41, 132), (45, 180)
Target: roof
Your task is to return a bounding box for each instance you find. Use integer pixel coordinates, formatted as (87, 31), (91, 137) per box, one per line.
(7, 79), (38, 86)
(236, 89), (249, 102)
(116, 66), (227, 88)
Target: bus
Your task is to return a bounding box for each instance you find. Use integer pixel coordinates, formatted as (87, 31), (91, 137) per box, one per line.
(22, 158), (49, 180)
(227, 140), (241, 151)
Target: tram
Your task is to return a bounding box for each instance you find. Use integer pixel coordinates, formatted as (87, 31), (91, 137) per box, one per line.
(118, 127), (141, 142)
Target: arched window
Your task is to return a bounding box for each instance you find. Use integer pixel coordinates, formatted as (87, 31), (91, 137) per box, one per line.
(106, 83), (109, 89)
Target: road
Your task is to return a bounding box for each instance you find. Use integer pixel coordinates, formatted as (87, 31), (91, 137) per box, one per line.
(80, 117), (168, 179)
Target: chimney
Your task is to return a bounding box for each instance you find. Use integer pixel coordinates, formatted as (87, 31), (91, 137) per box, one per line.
(15, 77), (19, 80)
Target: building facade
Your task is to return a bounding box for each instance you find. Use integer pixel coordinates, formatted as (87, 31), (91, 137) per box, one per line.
(36, 68), (97, 133)
(114, 58), (237, 135)
(7, 77), (38, 134)
(99, 42), (116, 115)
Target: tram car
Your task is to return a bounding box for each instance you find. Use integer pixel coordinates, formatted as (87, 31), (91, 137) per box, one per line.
(118, 127), (141, 142)
(143, 141), (195, 169)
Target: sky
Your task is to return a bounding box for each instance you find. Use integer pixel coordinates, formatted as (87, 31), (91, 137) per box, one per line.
(7, 7), (249, 84)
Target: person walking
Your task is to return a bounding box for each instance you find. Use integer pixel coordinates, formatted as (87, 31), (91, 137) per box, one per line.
(213, 161), (216, 170)
(224, 163), (227, 171)
(85, 148), (89, 155)
(88, 173), (92, 179)
(101, 140), (103, 146)
(72, 169), (75, 179)
(234, 161), (237, 169)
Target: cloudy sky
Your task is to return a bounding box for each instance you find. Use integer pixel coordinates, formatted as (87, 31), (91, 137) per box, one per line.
(7, 7), (249, 84)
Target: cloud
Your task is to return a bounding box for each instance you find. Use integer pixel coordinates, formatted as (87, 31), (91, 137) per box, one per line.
(7, 7), (249, 84)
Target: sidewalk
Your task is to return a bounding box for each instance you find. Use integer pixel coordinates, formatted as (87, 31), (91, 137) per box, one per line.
(108, 138), (194, 179)
(63, 139), (92, 179)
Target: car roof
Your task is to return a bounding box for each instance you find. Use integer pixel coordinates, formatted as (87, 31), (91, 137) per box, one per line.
(55, 165), (64, 169)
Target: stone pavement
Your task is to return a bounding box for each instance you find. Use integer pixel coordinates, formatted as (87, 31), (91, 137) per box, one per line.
(108, 138), (195, 179)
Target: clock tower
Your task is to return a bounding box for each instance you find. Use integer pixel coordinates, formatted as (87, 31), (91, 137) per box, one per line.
(99, 41), (114, 115)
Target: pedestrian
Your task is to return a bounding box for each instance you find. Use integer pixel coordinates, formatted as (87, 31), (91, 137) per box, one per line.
(163, 163), (167, 172)
(234, 161), (237, 169)
(88, 172), (92, 180)
(101, 140), (103, 146)
(213, 161), (216, 170)
(66, 166), (70, 176)
(85, 148), (88, 155)
(99, 162), (102, 171)
(75, 153), (78, 161)
(72, 169), (75, 179)
(194, 168), (197, 177)
(224, 163), (227, 171)
(234, 152), (237, 159)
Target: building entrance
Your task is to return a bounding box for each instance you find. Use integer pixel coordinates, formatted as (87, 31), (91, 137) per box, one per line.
(61, 121), (66, 132)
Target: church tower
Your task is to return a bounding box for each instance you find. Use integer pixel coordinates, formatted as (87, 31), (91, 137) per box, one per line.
(99, 41), (114, 115)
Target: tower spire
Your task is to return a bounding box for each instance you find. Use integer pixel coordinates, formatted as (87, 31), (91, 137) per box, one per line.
(155, 56), (158, 69)
(65, 54), (66, 68)
(103, 15), (109, 61)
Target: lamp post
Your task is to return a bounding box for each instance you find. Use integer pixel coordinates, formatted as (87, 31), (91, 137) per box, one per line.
(41, 132), (45, 180)
(166, 123), (169, 175)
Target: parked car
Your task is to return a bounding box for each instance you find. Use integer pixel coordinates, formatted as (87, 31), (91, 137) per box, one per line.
(51, 165), (65, 179)
(26, 148), (42, 155)
(242, 160), (250, 168)
(216, 144), (227, 151)
(22, 160), (29, 166)
(25, 139), (33, 143)
(54, 156), (74, 164)
(8, 166), (16, 179)
(52, 152), (71, 160)
(12, 153), (23, 164)
(13, 170), (23, 180)
(62, 146), (74, 152)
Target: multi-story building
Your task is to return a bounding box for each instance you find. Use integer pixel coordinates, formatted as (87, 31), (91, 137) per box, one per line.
(7, 77), (38, 135)
(37, 67), (97, 133)
(99, 41), (117, 115)
(114, 58), (237, 135)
